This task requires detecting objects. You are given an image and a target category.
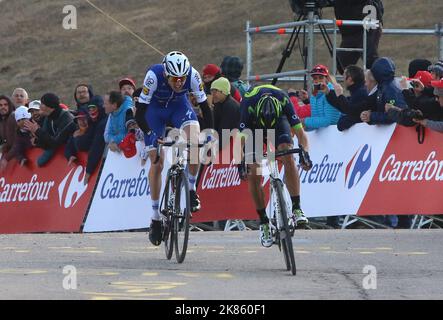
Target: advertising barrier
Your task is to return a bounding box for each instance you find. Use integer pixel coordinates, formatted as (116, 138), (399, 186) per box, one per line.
(0, 147), (98, 233)
(2, 124), (442, 233)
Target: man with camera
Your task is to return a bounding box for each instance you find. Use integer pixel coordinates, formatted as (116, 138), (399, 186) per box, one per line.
(386, 72), (443, 126)
(298, 64), (341, 131)
(413, 79), (443, 133)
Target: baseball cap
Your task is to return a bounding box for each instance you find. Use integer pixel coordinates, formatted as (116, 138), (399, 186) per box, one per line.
(310, 64), (329, 77)
(409, 71), (433, 88)
(202, 64), (221, 77)
(119, 78), (136, 90)
(118, 132), (137, 158)
(15, 106), (32, 122)
(28, 100), (41, 111)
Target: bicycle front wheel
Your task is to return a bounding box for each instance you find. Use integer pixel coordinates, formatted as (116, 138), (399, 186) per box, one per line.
(174, 171), (191, 263)
(161, 175), (174, 260)
(275, 180), (296, 275)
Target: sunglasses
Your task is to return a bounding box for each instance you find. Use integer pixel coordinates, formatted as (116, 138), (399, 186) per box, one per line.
(168, 75), (187, 84)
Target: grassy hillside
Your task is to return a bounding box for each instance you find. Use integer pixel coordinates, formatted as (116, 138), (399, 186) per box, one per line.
(1, 0), (442, 105)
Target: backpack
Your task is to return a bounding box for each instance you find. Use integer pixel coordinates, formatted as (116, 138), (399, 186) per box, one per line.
(232, 80), (249, 97)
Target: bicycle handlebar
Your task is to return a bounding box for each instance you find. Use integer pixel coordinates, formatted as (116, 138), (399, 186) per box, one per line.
(154, 140), (208, 164)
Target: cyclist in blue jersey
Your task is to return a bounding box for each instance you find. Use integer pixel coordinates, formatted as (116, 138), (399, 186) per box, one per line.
(237, 84), (313, 247)
(136, 51), (213, 246)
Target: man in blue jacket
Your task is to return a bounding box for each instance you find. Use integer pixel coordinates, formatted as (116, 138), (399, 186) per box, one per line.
(360, 57), (406, 125)
(325, 65), (368, 131)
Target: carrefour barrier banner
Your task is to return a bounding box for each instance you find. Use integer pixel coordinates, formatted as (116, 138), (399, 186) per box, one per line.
(83, 142), (169, 232)
(0, 148), (98, 233)
(299, 124), (396, 217)
(358, 125), (443, 215)
(192, 143), (259, 223)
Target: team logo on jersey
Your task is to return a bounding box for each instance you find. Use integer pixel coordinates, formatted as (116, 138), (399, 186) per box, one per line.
(199, 82), (204, 91)
(142, 86), (149, 95)
(145, 77), (155, 86)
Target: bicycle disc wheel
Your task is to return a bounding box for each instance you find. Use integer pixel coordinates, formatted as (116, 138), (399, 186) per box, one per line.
(161, 175), (174, 260)
(275, 181), (296, 275)
(174, 171), (191, 263)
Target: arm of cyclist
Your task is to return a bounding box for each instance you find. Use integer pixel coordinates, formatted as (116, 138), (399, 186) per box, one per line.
(190, 68), (214, 129)
(283, 95), (313, 171)
(135, 70), (158, 134)
(236, 97), (255, 180)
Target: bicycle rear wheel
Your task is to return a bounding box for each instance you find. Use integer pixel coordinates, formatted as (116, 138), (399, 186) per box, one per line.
(161, 175), (174, 260)
(174, 171), (191, 263)
(275, 180), (296, 275)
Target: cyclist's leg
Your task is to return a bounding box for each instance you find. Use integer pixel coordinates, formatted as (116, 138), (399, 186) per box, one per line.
(145, 104), (167, 245)
(247, 161), (272, 247)
(274, 117), (308, 225)
(170, 97), (201, 211)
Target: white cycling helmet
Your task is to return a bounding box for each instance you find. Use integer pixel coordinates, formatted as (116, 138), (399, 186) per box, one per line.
(163, 51), (190, 77)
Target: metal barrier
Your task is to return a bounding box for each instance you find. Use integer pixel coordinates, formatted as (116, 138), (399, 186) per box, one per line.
(246, 18), (443, 89)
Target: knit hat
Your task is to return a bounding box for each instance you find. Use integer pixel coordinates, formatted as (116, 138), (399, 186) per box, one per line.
(119, 77), (136, 90)
(410, 71), (433, 88)
(28, 100), (41, 111)
(14, 106), (31, 121)
(40, 93), (60, 109)
(408, 59), (432, 78)
(428, 60), (443, 78)
(220, 56), (243, 81)
(210, 77), (231, 96)
(202, 64), (221, 77)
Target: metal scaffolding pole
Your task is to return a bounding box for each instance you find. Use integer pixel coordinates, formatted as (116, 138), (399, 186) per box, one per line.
(246, 20), (252, 87)
(246, 19), (443, 84)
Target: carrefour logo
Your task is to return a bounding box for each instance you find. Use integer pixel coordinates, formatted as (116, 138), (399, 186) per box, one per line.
(100, 169), (150, 199)
(58, 166), (88, 209)
(345, 144), (372, 189)
(299, 155), (343, 184)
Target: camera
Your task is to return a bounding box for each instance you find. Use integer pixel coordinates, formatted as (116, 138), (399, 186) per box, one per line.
(313, 83), (323, 91)
(402, 108), (424, 121)
(289, 0), (335, 16)
(410, 80), (419, 88)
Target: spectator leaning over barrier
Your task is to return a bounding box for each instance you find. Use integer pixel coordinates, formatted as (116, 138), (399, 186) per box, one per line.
(28, 100), (43, 126)
(119, 77), (136, 98)
(202, 64), (242, 105)
(220, 56), (250, 97)
(23, 93), (77, 167)
(360, 57), (407, 125)
(0, 106), (34, 171)
(413, 79), (443, 133)
(324, 65), (368, 131)
(103, 91), (134, 153)
(287, 88), (311, 119)
(298, 64), (341, 131)
(11, 88), (29, 107)
(386, 71), (443, 127)
(74, 83), (103, 115)
(64, 96), (108, 184)
(210, 77), (241, 150)
(0, 95), (16, 156)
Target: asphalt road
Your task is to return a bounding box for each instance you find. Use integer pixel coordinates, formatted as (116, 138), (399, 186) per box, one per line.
(0, 229), (442, 300)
